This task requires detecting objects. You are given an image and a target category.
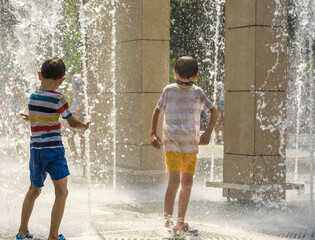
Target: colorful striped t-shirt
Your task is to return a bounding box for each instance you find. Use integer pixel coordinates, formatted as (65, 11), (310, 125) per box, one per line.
(28, 89), (72, 149)
(157, 83), (214, 153)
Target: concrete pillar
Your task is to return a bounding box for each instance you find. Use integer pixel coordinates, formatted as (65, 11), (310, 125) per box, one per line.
(223, 0), (288, 200)
(85, 0), (170, 181)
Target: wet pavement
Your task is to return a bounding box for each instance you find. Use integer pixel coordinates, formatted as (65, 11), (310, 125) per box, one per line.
(0, 135), (314, 240)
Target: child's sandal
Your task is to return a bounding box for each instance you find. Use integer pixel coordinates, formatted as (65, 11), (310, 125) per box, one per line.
(15, 230), (33, 239)
(58, 234), (66, 240)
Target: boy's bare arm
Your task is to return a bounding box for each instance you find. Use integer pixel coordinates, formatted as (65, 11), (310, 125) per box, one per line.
(199, 106), (219, 145)
(150, 107), (162, 150)
(66, 115), (91, 131)
(20, 113), (29, 121)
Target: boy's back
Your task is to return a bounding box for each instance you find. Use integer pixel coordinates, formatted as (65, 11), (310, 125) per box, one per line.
(29, 89), (72, 149)
(157, 83), (213, 153)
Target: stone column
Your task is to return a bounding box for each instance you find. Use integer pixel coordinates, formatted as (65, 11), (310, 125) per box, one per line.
(85, 0), (170, 182)
(223, 0), (288, 200)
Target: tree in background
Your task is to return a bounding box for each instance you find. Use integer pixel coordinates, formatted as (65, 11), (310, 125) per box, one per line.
(0, 0), (17, 92)
(63, 0), (83, 90)
(170, 0), (225, 101)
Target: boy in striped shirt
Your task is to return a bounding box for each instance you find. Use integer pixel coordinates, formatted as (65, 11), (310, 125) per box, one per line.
(151, 56), (219, 239)
(16, 56), (91, 240)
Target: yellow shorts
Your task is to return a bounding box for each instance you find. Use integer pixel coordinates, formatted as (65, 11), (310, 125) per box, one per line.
(164, 151), (197, 175)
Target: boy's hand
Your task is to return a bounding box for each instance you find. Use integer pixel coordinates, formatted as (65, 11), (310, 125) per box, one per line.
(67, 115), (91, 131)
(199, 131), (211, 145)
(151, 134), (162, 150)
(20, 113), (29, 122)
(84, 121), (92, 130)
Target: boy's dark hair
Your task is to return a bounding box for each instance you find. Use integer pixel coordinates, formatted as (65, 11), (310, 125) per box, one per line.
(174, 56), (198, 79)
(41, 56), (66, 80)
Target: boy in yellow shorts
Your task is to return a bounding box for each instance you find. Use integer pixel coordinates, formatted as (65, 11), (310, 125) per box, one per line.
(150, 56), (219, 239)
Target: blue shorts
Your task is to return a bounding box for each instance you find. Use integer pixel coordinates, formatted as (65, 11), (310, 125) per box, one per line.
(29, 147), (70, 188)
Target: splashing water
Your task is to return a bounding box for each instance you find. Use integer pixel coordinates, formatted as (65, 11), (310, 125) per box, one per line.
(288, 1), (314, 226)
(201, 0), (225, 182)
(109, 0), (117, 191)
(1, 0), (315, 239)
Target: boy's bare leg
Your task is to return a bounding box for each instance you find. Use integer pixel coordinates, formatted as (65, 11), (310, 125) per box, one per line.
(214, 113), (221, 142)
(164, 171), (180, 228)
(215, 112), (223, 143)
(48, 177), (68, 240)
(221, 127), (224, 142)
(221, 112), (224, 142)
(18, 184), (41, 237)
(177, 173), (194, 226)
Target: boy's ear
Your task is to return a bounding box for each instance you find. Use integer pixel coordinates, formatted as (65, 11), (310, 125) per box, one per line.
(194, 73), (199, 82)
(58, 77), (65, 85)
(38, 72), (42, 81)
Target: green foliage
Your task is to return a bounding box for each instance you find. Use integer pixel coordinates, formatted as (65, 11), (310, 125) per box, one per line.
(170, 0), (225, 100)
(63, 0), (82, 89)
(169, 50), (177, 83)
(287, 0), (315, 73)
(287, 0), (297, 49)
(0, 0), (17, 92)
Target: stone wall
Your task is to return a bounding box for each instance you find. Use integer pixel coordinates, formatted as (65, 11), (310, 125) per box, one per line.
(85, 0), (170, 181)
(223, 0), (288, 200)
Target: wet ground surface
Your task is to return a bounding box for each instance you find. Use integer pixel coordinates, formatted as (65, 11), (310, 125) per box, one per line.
(0, 135), (314, 240)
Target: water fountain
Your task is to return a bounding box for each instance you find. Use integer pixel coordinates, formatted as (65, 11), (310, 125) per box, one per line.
(200, 0), (225, 183)
(0, 0), (314, 239)
(287, 0), (314, 232)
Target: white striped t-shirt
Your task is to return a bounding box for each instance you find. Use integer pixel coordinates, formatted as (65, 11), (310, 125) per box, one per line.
(157, 83), (214, 153)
